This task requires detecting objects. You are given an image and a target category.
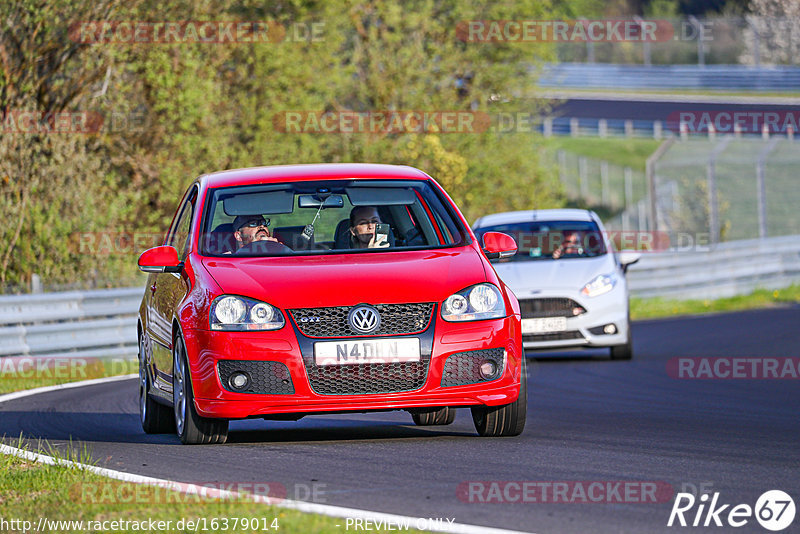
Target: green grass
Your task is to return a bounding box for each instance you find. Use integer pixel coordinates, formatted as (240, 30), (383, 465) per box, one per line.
(0, 440), (425, 533)
(631, 284), (800, 320)
(0, 358), (137, 396)
(0, 360), (427, 533)
(541, 137), (662, 170)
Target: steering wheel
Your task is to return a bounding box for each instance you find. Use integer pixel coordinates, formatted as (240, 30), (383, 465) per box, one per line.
(235, 240), (293, 256)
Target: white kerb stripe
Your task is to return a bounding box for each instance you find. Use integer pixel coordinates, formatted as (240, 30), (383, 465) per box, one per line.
(0, 375), (532, 534)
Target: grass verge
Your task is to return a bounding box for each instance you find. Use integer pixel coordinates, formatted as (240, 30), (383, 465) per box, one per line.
(0, 440), (425, 533)
(630, 284), (800, 320)
(540, 137), (662, 170)
(0, 361), (427, 533)
(0, 358), (137, 396)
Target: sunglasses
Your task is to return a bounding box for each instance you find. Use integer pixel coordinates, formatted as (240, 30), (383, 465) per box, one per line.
(240, 218), (270, 228)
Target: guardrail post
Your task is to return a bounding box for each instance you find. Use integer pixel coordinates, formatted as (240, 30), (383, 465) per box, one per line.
(543, 117), (553, 137)
(653, 120), (662, 140)
(570, 117), (579, 137)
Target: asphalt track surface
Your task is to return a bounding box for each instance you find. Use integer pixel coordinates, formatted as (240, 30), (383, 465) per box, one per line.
(2, 307), (799, 533)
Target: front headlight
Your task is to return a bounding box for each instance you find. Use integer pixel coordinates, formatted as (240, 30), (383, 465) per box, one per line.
(442, 284), (506, 322)
(581, 273), (617, 297)
(210, 295), (285, 331)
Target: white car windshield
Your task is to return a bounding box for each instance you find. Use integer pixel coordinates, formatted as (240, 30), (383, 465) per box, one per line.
(475, 221), (607, 261)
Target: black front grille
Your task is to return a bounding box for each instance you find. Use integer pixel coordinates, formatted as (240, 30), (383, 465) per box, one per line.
(441, 348), (505, 387)
(217, 360), (295, 394)
(523, 331), (584, 342)
(519, 298), (585, 318)
(305, 360), (429, 395)
(289, 303), (435, 338)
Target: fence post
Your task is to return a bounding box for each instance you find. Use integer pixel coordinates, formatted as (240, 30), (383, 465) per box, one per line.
(579, 157), (589, 199)
(689, 15), (705, 66)
(756, 138), (780, 239)
(653, 120), (662, 140)
(646, 138), (676, 233)
(570, 117), (579, 137)
(601, 161), (610, 206)
(557, 149), (567, 187)
(707, 138), (732, 244)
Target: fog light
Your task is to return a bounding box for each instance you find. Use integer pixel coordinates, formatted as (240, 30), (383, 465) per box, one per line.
(479, 361), (498, 379)
(603, 324), (617, 335)
(229, 372), (249, 390)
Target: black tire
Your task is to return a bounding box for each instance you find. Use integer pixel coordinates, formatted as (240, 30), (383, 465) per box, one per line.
(411, 407), (456, 426)
(173, 335), (228, 445)
(610, 321), (633, 360)
(139, 331), (175, 434)
(471, 357), (527, 437)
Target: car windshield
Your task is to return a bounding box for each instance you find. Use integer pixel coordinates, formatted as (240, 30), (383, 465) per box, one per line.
(199, 179), (468, 256)
(474, 220), (607, 261)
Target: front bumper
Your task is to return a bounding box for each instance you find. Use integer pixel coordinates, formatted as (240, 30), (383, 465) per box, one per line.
(519, 287), (629, 350)
(182, 315), (522, 419)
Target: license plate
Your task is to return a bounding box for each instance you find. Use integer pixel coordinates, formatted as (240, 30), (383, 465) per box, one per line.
(314, 338), (421, 366)
(521, 317), (568, 334)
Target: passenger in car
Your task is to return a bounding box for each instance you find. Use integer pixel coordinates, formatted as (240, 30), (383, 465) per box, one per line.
(349, 206), (391, 249)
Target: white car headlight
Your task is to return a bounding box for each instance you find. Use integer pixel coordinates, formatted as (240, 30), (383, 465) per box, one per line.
(210, 295), (284, 331)
(442, 284), (506, 322)
(581, 273), (617, 297)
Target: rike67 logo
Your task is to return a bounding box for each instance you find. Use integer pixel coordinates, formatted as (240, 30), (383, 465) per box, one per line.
(668, 490), (795, 531)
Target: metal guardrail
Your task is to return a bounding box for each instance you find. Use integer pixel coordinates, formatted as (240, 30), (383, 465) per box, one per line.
(627, 235), (800, 299)
(538, 63), (800, 91)
(1, 237), (798, 359)
(0, 288), (141, 360)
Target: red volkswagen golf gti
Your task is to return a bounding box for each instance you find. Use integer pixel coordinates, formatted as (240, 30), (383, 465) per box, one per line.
(137, 163), (525, 444)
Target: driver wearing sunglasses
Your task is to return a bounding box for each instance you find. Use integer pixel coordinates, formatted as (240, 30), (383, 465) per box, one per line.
(232, 215), (280, 249)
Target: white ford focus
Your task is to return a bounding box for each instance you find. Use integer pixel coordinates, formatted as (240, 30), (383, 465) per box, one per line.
(473, 209), (640, 359)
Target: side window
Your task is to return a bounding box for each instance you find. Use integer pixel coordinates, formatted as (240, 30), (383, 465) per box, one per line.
(167, 188), (197, 261)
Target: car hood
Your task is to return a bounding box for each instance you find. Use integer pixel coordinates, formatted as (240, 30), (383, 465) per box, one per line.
(201, 248), (487, 308)
(491, 255), (614, 296)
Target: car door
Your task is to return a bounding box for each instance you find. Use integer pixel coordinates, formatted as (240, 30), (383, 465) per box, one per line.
(148, 185), (198, 392)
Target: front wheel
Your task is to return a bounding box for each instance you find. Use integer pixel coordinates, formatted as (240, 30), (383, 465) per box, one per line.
(610, 321), (633, 360)
(471, 357), (527, 437)
(173, 335), (228, 445)
(411, 407), (456, 426)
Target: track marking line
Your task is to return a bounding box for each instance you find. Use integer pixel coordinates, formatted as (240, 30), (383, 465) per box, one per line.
(0, 375), (533, 534)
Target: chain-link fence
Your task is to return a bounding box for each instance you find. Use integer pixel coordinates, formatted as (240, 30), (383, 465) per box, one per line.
(553, 137), (800, 242)
(653, 137), (800, 243)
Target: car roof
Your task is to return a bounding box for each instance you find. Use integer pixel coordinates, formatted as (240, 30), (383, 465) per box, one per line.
(198, 163), (431, 189)
(473, 209), (596, 228)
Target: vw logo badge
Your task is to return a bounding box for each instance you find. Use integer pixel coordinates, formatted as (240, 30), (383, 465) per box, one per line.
(348, 305), (381, 334)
